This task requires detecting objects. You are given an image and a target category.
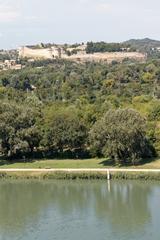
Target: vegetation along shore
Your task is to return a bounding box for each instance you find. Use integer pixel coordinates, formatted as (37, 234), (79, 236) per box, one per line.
(1, 169), (160, 181)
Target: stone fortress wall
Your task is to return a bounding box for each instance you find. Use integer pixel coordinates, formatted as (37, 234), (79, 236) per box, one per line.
(19, 46), (61, 59)
(18, 45), (147, 63)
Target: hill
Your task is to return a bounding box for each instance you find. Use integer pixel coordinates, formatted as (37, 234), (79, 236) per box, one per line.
(124, 38), (160, 52)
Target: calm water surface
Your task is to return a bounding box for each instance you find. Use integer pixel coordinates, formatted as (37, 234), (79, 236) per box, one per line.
(0, 180), (160, 240)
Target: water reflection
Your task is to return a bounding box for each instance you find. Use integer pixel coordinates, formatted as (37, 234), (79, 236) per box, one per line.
(94, 181), (151, 232)
(0, 180), (155, 239)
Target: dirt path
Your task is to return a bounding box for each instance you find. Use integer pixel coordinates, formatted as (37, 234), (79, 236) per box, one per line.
(0, 168), (160, 172)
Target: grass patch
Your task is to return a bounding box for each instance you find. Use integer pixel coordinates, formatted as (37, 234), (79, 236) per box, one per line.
(0, 158), (111, 169)
(0, 157), (160, 169)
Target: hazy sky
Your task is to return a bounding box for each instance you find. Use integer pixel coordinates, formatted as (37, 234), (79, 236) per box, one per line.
(0, 0), (160, 49)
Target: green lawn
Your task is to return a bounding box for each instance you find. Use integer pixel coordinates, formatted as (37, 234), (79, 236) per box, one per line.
(0, 158), (110, 169)
(0, 157), (160, 169)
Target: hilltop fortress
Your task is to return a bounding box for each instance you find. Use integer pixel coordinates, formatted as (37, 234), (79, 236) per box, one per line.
(18, 44), (146, 63)
(19, 46), (61, 59)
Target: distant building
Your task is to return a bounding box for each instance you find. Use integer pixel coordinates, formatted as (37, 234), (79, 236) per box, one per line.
(0, 59), (22, 71)
(120, 47), (131, 52)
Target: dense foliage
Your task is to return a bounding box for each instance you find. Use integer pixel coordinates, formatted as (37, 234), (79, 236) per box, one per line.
(0, 102), (41, 157)
(89, 109), (153, 165)
(1, 58), (160, 164)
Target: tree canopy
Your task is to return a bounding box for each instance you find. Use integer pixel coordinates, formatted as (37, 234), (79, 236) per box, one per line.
(0, 58), (160, 164)
(89, 109), (154, 165)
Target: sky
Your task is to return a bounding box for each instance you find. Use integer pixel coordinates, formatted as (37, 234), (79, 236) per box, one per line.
(0, 0), (160, 49)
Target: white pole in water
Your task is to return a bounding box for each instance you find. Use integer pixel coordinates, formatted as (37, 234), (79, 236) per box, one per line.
(107, 170), (111, 192)
(107, 170), (110, 180)
(107, 179), (111, 192)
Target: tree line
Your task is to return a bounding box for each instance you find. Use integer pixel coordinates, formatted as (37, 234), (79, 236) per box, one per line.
(86, 42), (133, 53)
(0, 101), (155, 165)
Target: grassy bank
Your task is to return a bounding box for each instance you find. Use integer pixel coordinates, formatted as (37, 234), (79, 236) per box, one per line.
(0, 171), (160, 181)
(1, 157), (160, 169)
(0, 157), (160, 180)
(0, 158), (110, 169)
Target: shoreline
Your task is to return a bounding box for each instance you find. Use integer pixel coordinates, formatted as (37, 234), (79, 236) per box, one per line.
(0, 168), (160, 180)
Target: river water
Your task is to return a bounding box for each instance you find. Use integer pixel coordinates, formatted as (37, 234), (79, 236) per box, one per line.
(0, 180), (159, 240)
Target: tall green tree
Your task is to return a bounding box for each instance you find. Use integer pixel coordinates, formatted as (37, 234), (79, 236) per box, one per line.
(89, 109), (153, 165)
(43, 108), (87, 153)
(0, 102), (41, 158)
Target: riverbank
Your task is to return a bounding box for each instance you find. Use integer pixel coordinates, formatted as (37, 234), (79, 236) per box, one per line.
(0, 168), (160, 180)
(0, 158), (160, 180)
